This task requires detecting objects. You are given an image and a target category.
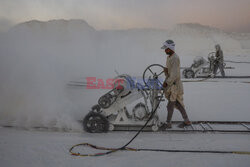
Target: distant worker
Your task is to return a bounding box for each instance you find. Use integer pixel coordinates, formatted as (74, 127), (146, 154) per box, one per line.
(161, 40), (191, 129)
(213, 44), (225, 77)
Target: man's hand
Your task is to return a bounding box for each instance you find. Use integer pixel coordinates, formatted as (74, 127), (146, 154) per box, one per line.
(163, 81), (168, 88)
(164, 67), (168, 76)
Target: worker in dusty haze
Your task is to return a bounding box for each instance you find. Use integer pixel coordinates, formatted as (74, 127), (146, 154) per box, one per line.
(213, 44), (225, 77)
(161, 40), (191, 129)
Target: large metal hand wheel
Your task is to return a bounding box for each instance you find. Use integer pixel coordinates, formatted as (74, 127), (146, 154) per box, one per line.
(143, 64), (165, 88)
(208, 52), (215, 58)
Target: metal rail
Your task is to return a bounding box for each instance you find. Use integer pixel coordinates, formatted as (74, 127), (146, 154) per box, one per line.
(196, 76), (250, 79)
(2, 121), (250, 133)
(113, 121), (250, 133)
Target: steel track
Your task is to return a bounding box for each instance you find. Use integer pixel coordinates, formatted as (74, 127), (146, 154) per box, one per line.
(196, 76), (250, 79)
(112, 121), (250, 133)
(2, 121), (249, 134)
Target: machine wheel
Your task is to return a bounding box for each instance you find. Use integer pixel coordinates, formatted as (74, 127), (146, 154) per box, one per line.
(91, 104), (101, 113)
(98, 94), (112, 109)
(109, 124), (115, 131)
(184, 69), (195, 78)
(132, 103), (148, 120)
(143, 64), (165, 87)
(83, 112), (109, 133)
(182, 69), (187, 77)
(152, 124), (159, 131)
(208, 52), (216, 57)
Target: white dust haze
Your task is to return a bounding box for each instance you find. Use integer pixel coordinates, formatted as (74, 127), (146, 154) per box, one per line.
(0, 19), (249, 130)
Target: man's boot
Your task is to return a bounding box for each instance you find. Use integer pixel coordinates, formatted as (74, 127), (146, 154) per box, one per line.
(178, 121), (191, 128)
(162, 122), (172, 129)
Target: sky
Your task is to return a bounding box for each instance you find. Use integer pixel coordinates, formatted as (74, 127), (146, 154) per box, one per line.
(0, 0), (250, 32)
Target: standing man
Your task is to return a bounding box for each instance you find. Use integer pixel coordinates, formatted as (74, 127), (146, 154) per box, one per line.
(213, 44), (225, 77)
(161, 40), (191, 129)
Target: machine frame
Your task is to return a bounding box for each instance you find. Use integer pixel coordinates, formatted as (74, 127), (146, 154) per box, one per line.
(83, 64), (165, 133)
